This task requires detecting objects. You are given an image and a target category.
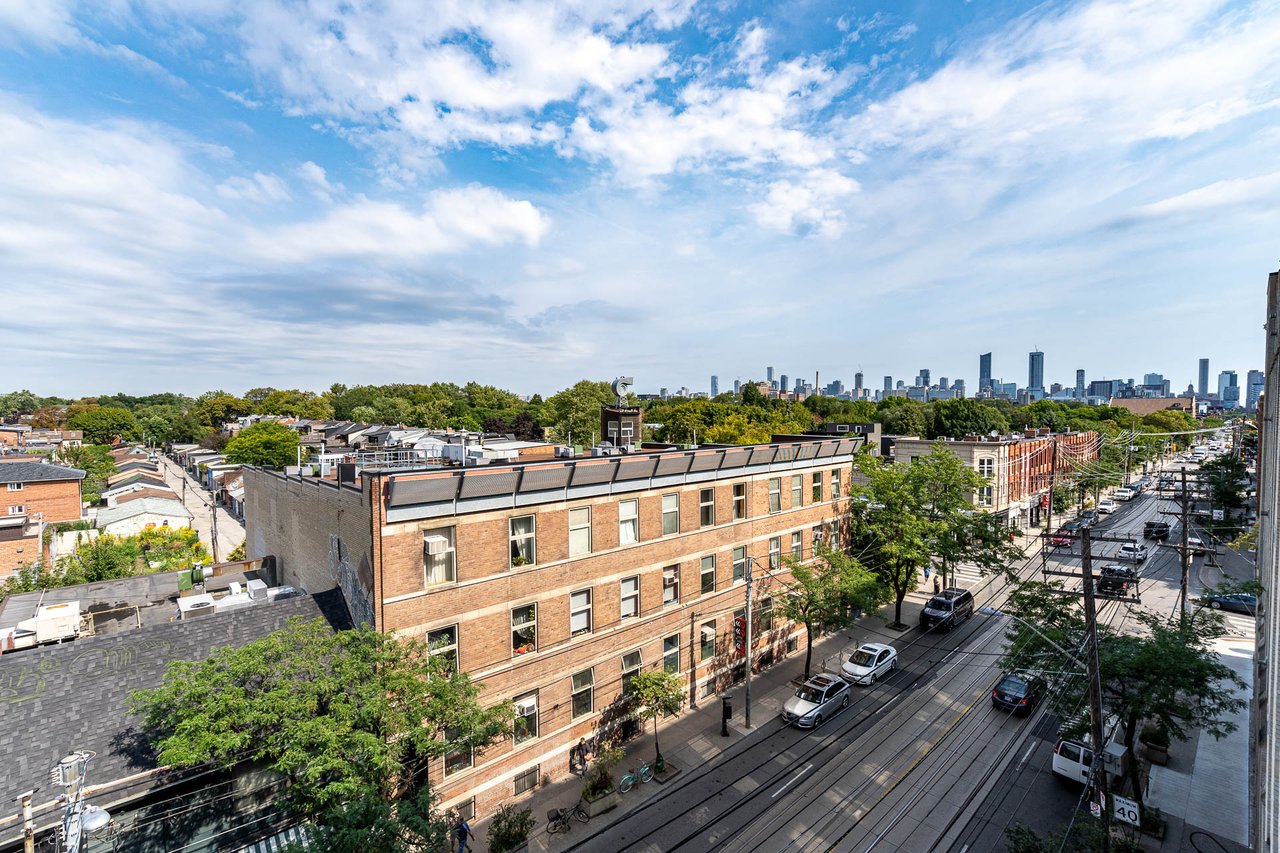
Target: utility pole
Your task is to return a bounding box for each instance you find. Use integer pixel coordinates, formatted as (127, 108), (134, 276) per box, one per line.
(1179, 468), (1190, 618)
(210, 501), (219, 563)
(19, 790), (34, 853)
(1079, 528), (1111, 850)
(744, 556), (755, 729)
(1046, 436), (1060, 534)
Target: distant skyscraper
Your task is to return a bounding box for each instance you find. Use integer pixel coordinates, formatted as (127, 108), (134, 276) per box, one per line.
(733, 379), (741, 395)
(896, 380), (905, 390)
(1075, 369), (1086, 398)
(979, 353), (992, 391)
(766, 366), (775, 384)
(884, 375), (893, 392)
(854, 372), (863, 396)
(1198, 358), (1210, 396)
(710, 375), (719, 397)
(780, 374), (789, 393)
(1248, 369), (1265, 411)
(918, 369), (931, 388)
(1028, 351), (1045, 395)
(1219, 370), (1240, 407)
(939, 377), (949, 390)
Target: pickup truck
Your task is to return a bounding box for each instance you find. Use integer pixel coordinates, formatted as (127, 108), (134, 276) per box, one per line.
(1113, 487), (1136, 501)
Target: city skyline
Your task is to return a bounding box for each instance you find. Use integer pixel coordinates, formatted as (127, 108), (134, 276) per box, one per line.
(2, 1), (1276, 397)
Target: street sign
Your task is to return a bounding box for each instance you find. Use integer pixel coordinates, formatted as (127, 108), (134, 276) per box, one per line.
(1113, 794), (1140, 826)
(1213, 509), (1224, 521)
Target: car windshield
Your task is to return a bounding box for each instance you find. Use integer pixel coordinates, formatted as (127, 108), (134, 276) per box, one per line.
(927, 597), (952, 611)
(851, 650), (875, 666)
(795, 687), (823, 703)
(997, 675), (1027, 693)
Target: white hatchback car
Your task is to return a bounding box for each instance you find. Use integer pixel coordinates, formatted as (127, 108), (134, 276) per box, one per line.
(842, 642), (899, 685)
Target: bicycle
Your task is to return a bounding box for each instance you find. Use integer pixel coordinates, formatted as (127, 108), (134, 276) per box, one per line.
(618, 759), (653, 793)
(546, 800), (590, 833)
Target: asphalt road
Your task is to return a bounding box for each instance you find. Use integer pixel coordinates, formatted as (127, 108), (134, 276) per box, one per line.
(158, 455), (245, 562)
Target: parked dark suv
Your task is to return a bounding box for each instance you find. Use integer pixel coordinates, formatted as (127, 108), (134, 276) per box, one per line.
(1097, 563), (1138, 594)
(1143, 521), (1170, 540)
(920, 587), (975, 632)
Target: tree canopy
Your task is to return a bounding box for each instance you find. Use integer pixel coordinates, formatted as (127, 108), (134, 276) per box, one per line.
(66, 406), (140, 444)
(542, 380), (617, 444)
(779, 543), (884, 678)
(224, 421), (301, 467)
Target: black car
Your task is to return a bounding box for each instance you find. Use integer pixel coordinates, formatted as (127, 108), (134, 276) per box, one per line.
(920, 587), (975, 632)
(1097, 564), (1138, 595)
(1201, 593), (1256, 615)
(1078, 510), (1099, 527)
(991, 672), (1044, 714)
(1143, 521), (1171, 540)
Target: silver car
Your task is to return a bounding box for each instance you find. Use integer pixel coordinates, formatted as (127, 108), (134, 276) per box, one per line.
(782, 673), (850, 728)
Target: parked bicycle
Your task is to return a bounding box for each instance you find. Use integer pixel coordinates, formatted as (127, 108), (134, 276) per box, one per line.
(618, 759), (653, 793)
(546, 800), (590, 833)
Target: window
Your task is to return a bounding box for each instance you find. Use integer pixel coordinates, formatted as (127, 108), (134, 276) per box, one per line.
(733, 483), (747, 519)
(832, 469), (841, 499)
(732, 546), (746, 583)
(454, 798), (475, 823)
(569, 506), (592, 557)
(427, 625), (458, 673)
(700, 621), (717, 661)
(662, 493), (680, 535)
(791, 475), (803, 508)
(514, 765), (539, 795)
(7, 505), (24, 516)
(759, 597), (774, 632)
(663, 565), (680, 605)
(622, 650), (642, 696)
(570, 589), (593, 636)
(812, 472), (823, 503)
(769, 537), (781, 570)
(620, 576), (640, 619)
(510, 515), (536, 566)
(978, 457), (995, 478)
(444, 727), (472, 776)
(514, 692), (538, 743)
(571, 669), (594, 718)
(619, 499), (639, 545)
(511, 604), (537, 655)
(812, 526), (823, 551)
(791, 531), (803, 560)
(699, 488), (715, 527)
(6, 483), (22, 492)
(700, 555), (716, 594)
(423, 526), (455, 585)
(768, 478), (781, 513)
(978, 485), (994, 507)
(663, 634), (680, 673)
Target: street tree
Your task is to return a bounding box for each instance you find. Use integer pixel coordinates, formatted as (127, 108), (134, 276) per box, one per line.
(779, 544), (883, 678)
(928, 398), (1009, 440)
(224, 421), (301, 467)
(999, 581), (1245, 814)
(1199, 455), (1249, 523)
(542, 380), (616, 444)
(627, 669), (683, 770)
(131, 618), (513, 813)
(66, 406), (139, 444)
(194, 393), (253, 428)
(296, 786), (449, 853)
(850, 454), (933, 628)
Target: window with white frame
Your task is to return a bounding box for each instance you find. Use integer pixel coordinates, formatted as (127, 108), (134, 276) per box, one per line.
(759, 596), (774, 632)
(509, 515), (536, 566)
(571, 669), (594, 718)
(812, 526), (823, 551)
(511, 604), (537, 655)
(732, 546), (746, 583)
(7, 505), (24, 515)
(514, 765), (539, 795)
(663, 565), (680, 605)
(768, 478), (781, 513)
(444, 726), (472, 776)
(733, 483), (747, 519)
(427, 625), (458, 674)
(620, 576), (640, 619)
(6, 482), (22, 491)
(978, 485), (994, 507)
(621, 650), (642, 696)
(700, 621), (717, 661)
(570, 589), (592, 636)
(663, 634), (680, 673)
(832, 469), (842, 499)
(791, 531), (803, 560)
(812, 471), (823, 503)
(978, 457), (995, 478)
(769, 536), (781, 570)
(662, 493), (680, 535)
(619, 499), (639, 545)
(423, 526), (456, 586)
(700, 555), (716, 594)
(699, 488), (715, 527)
(569, 506), (592, 557)
(791, 475), (803, 508)
(514, 692), (538, 743)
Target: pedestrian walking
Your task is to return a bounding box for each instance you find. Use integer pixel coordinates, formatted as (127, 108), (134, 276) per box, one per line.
(933, 575), (941, 594)
(455, 816), (474, 852)
(923, 564), (931, 579)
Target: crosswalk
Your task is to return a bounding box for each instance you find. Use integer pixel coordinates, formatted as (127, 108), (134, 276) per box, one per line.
(929, 563), (989, 592)
(1218, 613), (1256, 636)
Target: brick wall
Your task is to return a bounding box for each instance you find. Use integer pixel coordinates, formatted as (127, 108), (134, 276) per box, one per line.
(2, 479), (81, 523)
(0, 528), (38, 576)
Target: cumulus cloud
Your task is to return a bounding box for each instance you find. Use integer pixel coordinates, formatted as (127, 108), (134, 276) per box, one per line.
(216, 171), (290, 203)
(750, 169), (860, 237)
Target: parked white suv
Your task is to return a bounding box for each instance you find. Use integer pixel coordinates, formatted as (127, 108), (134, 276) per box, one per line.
(1113, 487), (1136, 501)
(1117, 543), (1148, 563)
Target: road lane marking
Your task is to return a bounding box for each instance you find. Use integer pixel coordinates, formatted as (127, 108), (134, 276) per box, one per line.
(1017, 741), (1036, 770)
(772, 763), (813, 799)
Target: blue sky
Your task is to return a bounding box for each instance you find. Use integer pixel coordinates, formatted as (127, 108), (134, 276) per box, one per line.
(2, 0), (1277, 398)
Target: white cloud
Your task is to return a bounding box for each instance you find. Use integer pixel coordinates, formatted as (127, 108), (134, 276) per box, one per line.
(1136, 170), (1280, 218)
(750, 169), (860, 237)
(0, 0), (81, 47)
(297, 160), (342, 201)
(216, 171), (290, 203)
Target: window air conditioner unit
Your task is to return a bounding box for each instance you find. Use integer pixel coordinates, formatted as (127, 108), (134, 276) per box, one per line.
(424, 535), (450, 555)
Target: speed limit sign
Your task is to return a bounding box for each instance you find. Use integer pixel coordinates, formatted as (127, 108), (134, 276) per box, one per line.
(1113, 794), (1140, 826)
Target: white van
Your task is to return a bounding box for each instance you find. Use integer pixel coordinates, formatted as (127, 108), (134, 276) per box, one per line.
(1052, 716), (1123, 783)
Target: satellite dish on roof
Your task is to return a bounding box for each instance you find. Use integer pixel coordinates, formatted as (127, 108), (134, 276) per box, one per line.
(612, 377), (634, 405)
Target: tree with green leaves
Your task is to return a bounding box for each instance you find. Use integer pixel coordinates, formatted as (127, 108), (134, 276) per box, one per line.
(779, 544), (883, 678)
(288, 784), (449, 853)
(850, 454), (933, 628)
(0, 389), (39, 419)
(131, 618), (513, 814)
(999, 581), (1245, 814)
(224, 421), (301, 467)
(1199, 454), (1249, 528)
(66, 406), (139, 444)
(874, 397), (927, 437)
(59, 443), (117, 503)
(542, 380), (617, 444)
(627, 669), (684, 770)
(194, 393), (254, 428)
(928, 398), (1010, 440)
(256, 388), (334, 420)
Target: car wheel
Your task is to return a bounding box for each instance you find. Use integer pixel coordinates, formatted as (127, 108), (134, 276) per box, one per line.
(1210, 601), (1222, 609)
(890, 658), (897, 670)
(841, 695), (849, 709)
(814, 714), (823, 727)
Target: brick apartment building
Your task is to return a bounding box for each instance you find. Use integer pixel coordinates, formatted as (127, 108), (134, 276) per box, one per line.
(244, 430), (877, 818)
(0, 460), (86, 575)
(889, 429), (1099, 528)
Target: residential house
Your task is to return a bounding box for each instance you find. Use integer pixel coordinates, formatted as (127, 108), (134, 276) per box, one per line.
(95, 496), (193, 536)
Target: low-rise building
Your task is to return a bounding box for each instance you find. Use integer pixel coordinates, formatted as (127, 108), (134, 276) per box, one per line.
(95, 496), (193, 536)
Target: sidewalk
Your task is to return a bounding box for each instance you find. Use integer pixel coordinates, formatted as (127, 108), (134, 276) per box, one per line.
(470, 541), (1042, 853)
